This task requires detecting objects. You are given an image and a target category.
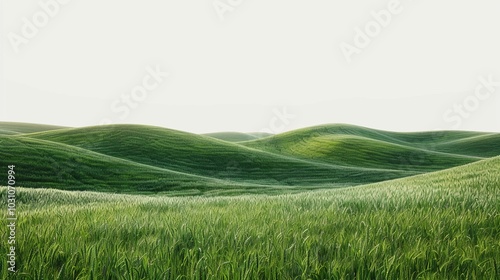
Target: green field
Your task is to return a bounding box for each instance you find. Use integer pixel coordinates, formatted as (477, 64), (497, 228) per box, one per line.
(1, 122), (499, 279)
(1, 123), (497, 194)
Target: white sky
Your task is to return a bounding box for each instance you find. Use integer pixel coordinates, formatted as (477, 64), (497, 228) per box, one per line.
(1, 0), (500, 133)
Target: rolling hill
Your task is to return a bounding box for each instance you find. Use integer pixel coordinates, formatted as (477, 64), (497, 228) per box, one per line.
(433, 133), (500, 157)
(244, 133), (482, 172)
(241, 124), (488, 148)
(0, 122), (68, 135)
(242, 124), (498, 171)
(1, 122), (499, 194)
(360, 154), (500, 196)
(0, 136), (250, 193)
(204, 132), (272, 142)
(14, 125), (416, 187)
(1, 123), (498, 279)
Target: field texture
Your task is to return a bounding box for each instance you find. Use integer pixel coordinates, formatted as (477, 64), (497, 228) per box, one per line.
(1, 122), (499, 195)
(1, 156), (499, 279)
(0, 122), (499, 279)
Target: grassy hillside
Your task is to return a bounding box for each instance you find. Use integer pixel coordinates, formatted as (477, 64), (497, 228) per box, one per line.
(243, 124), (492, 150)
(1, 122), (498, 194)
(1, 156), (498, 279)
(243, 124), (487, 146)
(19, 125), (416, 187)
(204, 132), (272, 142)
(0, 136), (252, 193)
(245, 133), (480, 172)
(433, 133), (500, 157)
(364, 154), (500, 192)
(0, 122), (68, 134)
(243, 124), (498, 170)
(0, 129), (19, 135)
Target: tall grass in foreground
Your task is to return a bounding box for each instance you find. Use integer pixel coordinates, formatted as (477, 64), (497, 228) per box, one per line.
(1, 166), (499, 279)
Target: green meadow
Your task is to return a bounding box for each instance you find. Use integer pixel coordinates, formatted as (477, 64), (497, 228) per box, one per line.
(0, 122), (499, 279)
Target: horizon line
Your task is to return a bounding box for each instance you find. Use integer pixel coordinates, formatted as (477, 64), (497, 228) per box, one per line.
(1, 121), (499, 135)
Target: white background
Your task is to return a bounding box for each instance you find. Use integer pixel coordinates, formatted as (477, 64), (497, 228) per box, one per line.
(1, 0), (499, 133)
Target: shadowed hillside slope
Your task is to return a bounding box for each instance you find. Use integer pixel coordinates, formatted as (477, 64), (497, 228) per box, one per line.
(433, 134), (500, 157)
(13, 125), (417, 188)
(243, 124), (498, 171)
(2, 122), (499, 194)
(0, 136), (248, 193)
